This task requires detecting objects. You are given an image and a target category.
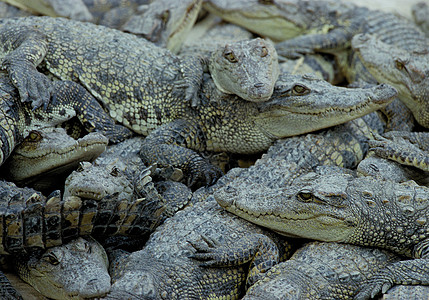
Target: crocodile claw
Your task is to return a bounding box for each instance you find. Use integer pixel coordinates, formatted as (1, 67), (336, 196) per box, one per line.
(188, 235), (227, 267)
(6, 61), (53, 110)
(354, 270), (393, 300)
(187, 158), (223, 188)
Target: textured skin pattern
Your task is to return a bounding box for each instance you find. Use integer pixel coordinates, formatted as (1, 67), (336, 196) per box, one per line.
(205, 0), (428, 83)
(352, 33), (429, 128)
(15, 237), (110, 299)
(244, 242), (400, 300)
(217, 172), (429, 299)
(0, 71), (131, 167)
(369, 131), (429, 172)
(107, 197), (292, 300)
(0, 178), (165, 255)
(0, 271), (23, 299)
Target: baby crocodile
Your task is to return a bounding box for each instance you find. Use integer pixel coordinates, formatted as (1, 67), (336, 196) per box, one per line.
(216, 173), (429, 299)
(0, 16), (278, 109)
(14, 236), (111, 299)
(351, 33), (429, 128)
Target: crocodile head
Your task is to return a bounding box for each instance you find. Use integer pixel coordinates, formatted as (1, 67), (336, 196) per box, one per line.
(2, 127), (107, 192)
(215, 172), (357, 242)
(352, 33), (429, 128)
(122, 0), (202, 53)
(209, 37), (280, 102)
(203, 0), (351, 41)
(252, 73), (397, 138)
(16, 237), (111, 299)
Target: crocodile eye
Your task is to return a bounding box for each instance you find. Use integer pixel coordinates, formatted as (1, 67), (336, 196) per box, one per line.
(394, 59), (406, 70)
(44, 253), (59, 265)
(297, 190), (313, 202)
(261, 46), (268, 57)
(110, 167), (119, 177)
(292, 84), (310, 95)
(27, 130), (43, 142)
(160, 10), (170, 23)
(223, 50), (238, 63)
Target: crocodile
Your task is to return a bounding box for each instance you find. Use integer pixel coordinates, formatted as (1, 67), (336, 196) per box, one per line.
(215, 172), (429, 299)
(0, 69), (132, 166)
(14, 236), (111, 299)
(244, 241), (401, 300)
(203, 0), (428, 83)
(106, 193), (294, 300)
(351, 33), (429, 128)
(0, 16), (279, 109)
(1, 127), (108, 192)
(106, 107), (400, 299)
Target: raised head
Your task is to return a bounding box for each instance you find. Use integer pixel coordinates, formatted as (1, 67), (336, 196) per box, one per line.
(210, 38), (279, 102)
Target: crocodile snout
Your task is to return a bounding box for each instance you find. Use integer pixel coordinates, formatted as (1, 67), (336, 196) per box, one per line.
(370, 83), (397, 104)
(214, 186), (236, 208)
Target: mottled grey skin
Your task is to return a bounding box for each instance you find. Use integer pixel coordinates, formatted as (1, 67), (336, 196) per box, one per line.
(382, 284), (429, 300)
(0, 17), (350, 186)
(368, 131), (429, 172)
(15, 236), (111, 300)
(122, 0), (202, 53)
(244, 242), (401, 300)
(357, 154), (429, 187)
(0, 70), (130, 168)
(352, 33), (429, 128)
(2, 128), (107, 192)
(138, 73), (396, 186)
(216, 173), (429, 299)
(204, 0), (428, 83)
(107, 195), (292, 300)
(0, 271), (23, 300)
(412, 2), (429, 37)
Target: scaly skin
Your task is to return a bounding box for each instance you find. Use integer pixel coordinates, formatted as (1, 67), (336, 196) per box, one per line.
(368, 131), (429, 172)
(2, 127), (108, 192)
(138, 73), (397, 186)
(122, 0), (202, 53)
(216, 173), (429, 299)
(15, 236), (111, 300)
(204, 0), (428, 83)
(352, 33), (429, 128)
(0, 70), (132, 168)
(0, 271), (23, 299)
(0, 178), (165, 255)
(106, 196), (293, 300)
(412, 1), (429, 37)
(244, 242), (401, 300)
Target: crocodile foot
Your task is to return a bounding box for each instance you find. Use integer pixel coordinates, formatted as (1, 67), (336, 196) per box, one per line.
(354, 268), (393, 300)
(3, 60), (53, 109)
(188, 234), (232, 267)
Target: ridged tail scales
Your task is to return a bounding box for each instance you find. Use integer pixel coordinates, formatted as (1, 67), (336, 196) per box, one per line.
(0, 181), (165, 255)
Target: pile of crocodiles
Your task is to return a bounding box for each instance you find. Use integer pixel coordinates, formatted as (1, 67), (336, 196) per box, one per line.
(0, 0), (427, 299)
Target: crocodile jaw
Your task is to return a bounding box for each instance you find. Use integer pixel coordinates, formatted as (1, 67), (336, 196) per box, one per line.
(215, 185), (354, 242)
(254, 80), (397, 138)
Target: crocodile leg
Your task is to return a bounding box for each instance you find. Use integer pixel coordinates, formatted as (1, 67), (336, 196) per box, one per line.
(0, 26), (53, 109)
(189, 233), (281, 288)
(50, 80), (132, 143)
(355, 258), (429, 300)
(139, 119), (223, 188)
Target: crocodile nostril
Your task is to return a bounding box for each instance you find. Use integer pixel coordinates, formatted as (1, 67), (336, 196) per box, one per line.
(254, 82), (265, 88)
